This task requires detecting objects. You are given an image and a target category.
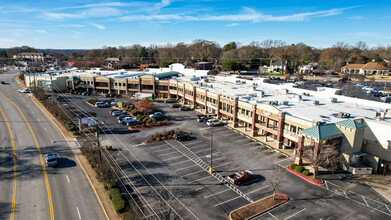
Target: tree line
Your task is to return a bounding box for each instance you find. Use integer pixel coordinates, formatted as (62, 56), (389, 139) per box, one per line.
(2, 40), (391, 72)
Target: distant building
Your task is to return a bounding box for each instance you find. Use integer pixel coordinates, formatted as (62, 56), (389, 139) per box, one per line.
(104, 58), (120, 68)
(341, 61), (389, 76)
(260, 60), (287, 74)
(13, 52), (54, 62)
(194, 62), (213, 70)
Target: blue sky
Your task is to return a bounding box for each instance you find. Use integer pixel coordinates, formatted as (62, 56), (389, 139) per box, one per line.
(0, 0), (390, 49)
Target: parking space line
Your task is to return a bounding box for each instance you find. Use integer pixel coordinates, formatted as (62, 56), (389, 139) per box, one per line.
(159, 151), (180, 157)
(189, 175), (213, 184)
(232, 138), (250, 143)
(175, 164), (198, 171)
(148, 144), (168, 150)
(195, 187), (205, 191)
(183, 169), (205, 177)
(200, 127), (211, 130)
(268, 212), (278, 220)
(170, 159), (192, 166)
(193, 148), (210, 154)
(213, 161), (233, 168)
(245, 185), (269, 195)
(249, 146), (261, 150)
(164, 154), (185, 161)
(213, 196), (244, 207)
(187, 144), (208, 150)
(204, 188), (231, 198)
(283, 208), (306, 220)
(185, 141), (204, 145)
(154, 147), (173, 153)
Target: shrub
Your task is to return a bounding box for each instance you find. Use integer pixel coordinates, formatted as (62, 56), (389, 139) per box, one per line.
(122, 212), (132, 220)
(295, 166), (303, 173)
(130, 109), (138, 115)
(112, 196), (125, 213)
(142, 117), (148, 123)
(289, 163), (297, 170)
(103, 181), (107, 190)
(302, 170), (309, 176)
(109, 188), (120, 200)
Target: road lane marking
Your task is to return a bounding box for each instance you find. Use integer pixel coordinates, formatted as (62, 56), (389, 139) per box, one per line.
(164, 154), (184, 161)
(76, 206), (81, 219)
(204, 188), (231, 198)
(0, 105), (17, 220)
(154, 147), (172, 153)
(183, 169), (205, 177)
(37, 118), (40, 121)
(170, 159), (192, 166)
(189, 175), (213, 184)
(159, 151), (179, 157)
(283, 208), (306, 220)
(245, 185), (269, 195)
(44, 127), (47, 131)
(0, 92), (55, 220)
(175, 164), (198, 171)
(66, 175), (70, 183)
(268, 212), (279, 220)
(199, 127), (210, 130)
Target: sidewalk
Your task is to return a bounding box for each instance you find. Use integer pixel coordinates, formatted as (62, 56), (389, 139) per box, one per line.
(356, 175), (391, 202)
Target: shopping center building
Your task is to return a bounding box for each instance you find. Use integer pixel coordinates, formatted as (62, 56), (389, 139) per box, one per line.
(24, 63), (391, 175)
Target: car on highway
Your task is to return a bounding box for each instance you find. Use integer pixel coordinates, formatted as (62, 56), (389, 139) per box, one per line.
(179, 106), (191, 111)
(18, 88), (30, 93)
(206, 119), (222, 126)
(44, 153), (59, 167)
(171, 103), (181, 108)
(227, 170), (255, 185)
(174, 133), (190, 141)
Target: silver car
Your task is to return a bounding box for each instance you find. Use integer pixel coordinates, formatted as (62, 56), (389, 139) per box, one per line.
(44, 153), (59, 167)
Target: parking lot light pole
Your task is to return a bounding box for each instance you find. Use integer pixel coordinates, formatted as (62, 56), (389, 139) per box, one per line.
(209, 124), (214, 173)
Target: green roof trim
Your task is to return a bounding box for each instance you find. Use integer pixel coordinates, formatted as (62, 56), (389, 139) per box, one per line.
(153, 71), (180, 79)
(299, 124), (343, 141)
(335, 119), (365, 130)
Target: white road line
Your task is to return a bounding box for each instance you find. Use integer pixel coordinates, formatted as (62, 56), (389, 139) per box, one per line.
(268, 212), (278, 220)
(66, 175), (70, 183)
(214, 196), (243, 207)
(187, 144), (208, 150)
(189, 175), (213, 184)
(154, 147), (172, 153)
(37, 118), (40, 121)
(170, 160), (192, 166)
(195, 187), (205, 191)
(232, 138), (250, 143)
(185, 141), (204, 145)
(159, 151), (179, 157)
(204, 188), (231, 198)
(76, 206), (81, 219)
(283, 208), (306, 220)
(214, 161), (233, 168)
(183, 169), (205, 177)
(249, 146), (260, 150)
(193, 148), (210, 154)
(164, 154), (184, 162)
(175, 164), (198, 171)
(199, 127), (210, 130)
(43, 127), (47, 131)
(148, 144), (168, 150)
(245, 185), (269, 195)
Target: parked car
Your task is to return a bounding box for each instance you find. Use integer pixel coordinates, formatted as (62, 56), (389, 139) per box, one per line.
(44, 153), (59, 167)
(152, 115), (167, 121)
(110, 100), (119, 106)
(227, 170), (255, 185)
(171, 103), (181, 108)
(174, 133), (190, 141)
(118, 116), (134, 123)
(117, 114), (130, 120)
(18, 88), (30, 93)
(0, 81), (5, 84)
(164, 98), (177, 103)
(196, 115), (209, 123)
(149, 112), (163, 118)
(95, 102), (109, 108)
(381, 96), (391, 103)
(121, 118), (137, 125)
(127, 120), (142, 126)
(113, 111), (125, 116)
(179, 106), (191, 111)
(206, 119), (222, 126)
(110, 109), (121, 115)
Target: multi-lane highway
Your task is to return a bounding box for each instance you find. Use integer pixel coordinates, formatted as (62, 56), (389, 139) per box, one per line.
(0, 70), (105, 220)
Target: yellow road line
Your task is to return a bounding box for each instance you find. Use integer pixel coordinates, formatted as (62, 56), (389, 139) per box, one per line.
(0, 105), (17, 220)
(0, 92), (55, 220)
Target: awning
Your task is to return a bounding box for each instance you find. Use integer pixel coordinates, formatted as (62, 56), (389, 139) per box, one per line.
(352, 152), (367, 157)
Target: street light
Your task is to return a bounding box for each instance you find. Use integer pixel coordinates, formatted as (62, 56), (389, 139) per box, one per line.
(209, 124), (214, 173)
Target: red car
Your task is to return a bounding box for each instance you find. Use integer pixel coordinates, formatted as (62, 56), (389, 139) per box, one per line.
(227, 170), (255, 185)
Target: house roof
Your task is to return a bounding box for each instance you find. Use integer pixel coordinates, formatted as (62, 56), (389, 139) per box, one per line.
(105, 58), (120, 62)
(153, 71), (180, 79)
(361, 62), (388, 70)
(335, 119), (365, 130)
(342, 62), (388, 70)
(271, 60), (285, 66)
(299, 123), (343, 141)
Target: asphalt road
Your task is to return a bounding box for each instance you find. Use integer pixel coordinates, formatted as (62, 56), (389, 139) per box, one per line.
(0, 70), (104, 220)
(64, 94), (391, 219)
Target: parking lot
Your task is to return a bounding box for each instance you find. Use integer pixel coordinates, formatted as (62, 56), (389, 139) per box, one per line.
(59, 94), (391, 219)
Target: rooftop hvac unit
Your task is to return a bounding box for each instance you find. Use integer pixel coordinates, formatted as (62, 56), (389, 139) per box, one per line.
(313, 100), (320, 105)
(302, 92), (310, 96)
(242, 81), (246, 84)
(280, 101), (288, 105)
(331, 98), (337, 103)
(338, 112), (351, 118)
(295, 94), (302, 100)
(376, 111), (385, 120)
(281, 89), (288, 94)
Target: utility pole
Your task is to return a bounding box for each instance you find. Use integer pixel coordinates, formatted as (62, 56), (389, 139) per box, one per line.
(209, 124), (214, 173)
(95, 122), (102, 166)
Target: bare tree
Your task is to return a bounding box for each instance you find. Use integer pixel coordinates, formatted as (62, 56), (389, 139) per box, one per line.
(270, 164), (281, 200)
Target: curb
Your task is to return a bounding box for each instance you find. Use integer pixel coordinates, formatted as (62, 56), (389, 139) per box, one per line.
(228, 193), (289, 220)
(286, 166), (323, 185)
(128, 122), (175, 130)
(16, 77), (110, 220)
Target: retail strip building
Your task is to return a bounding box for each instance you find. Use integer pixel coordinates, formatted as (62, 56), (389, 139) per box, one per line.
(24, 63), (391, 175)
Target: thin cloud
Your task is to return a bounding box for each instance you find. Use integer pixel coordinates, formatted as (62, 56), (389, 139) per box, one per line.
(226, 23), (240, 27)
(119, 6), (358, 23)
(89, 23), (106, 30)
(348, 16), (363, 20)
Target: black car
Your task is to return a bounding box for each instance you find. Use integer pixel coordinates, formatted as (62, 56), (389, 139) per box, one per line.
(165, 99), (177, 103)
(0, 81), (5, 84)
(179, 106), (191, 111)
(174, 133), (190, 141)
(196, 115), (208, 123)
(152, 115), (167, 121)
(171, 103), (181, 108)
